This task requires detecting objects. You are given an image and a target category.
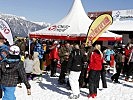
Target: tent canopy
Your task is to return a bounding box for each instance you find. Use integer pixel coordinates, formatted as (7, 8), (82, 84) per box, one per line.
(30, 0), (92, 40)
(99, 31), (122, 41)
(30, 0), (122, 41)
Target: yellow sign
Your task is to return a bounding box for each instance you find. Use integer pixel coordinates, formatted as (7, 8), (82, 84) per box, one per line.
(85, 14), (113, 46)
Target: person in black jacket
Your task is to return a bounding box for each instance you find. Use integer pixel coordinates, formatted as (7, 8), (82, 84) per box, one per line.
(111, 48), (124, 83)
(0, 45), (31, 100)
(58, 42), (71, 85)
(67, 44), (87, 99)
(79, 42), (93, 88)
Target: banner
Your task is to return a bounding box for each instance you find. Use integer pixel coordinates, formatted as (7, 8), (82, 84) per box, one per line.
(85, 14), (113, 46)
(112, 9), (133, 21)
(0, 19), (13, 45)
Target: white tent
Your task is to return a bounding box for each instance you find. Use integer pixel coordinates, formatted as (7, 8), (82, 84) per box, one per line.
(30, 0), (122, 41)
(30, 0), (92, 40)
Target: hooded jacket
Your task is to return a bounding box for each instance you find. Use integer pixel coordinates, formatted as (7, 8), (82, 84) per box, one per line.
(88, 49), (103, 71)
(67, 49), (87, 72)
(32, 52), (42, 75)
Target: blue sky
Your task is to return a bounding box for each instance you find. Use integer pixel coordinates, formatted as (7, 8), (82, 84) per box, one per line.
(0, 0), (133, 23)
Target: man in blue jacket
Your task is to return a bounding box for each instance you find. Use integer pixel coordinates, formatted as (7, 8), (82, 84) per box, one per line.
(0, 36), (9, 99)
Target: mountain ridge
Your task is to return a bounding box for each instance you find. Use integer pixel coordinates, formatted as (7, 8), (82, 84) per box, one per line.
(0, 13), (49, 37)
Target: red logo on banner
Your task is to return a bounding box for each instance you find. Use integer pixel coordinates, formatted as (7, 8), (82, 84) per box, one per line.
(4, 28), (10, 34)
(48, 25), (57, 31)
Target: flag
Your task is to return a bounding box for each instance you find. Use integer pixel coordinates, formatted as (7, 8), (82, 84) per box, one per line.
(0, 19), (13, 45)
(85, 14), (113, 46)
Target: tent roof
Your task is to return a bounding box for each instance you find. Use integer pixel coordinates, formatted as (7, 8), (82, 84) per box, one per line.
(30, 0), (92, 37)
(30, 31), (122, 41)
(100, 31), (122, 38)
(29, 0), (122, 41)
(98, 31), (122, 41)
(109, 20), (133, 31)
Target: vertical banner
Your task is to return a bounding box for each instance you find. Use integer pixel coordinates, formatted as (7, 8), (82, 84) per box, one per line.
(85, 14), (113, 46)
(0, 19), (13, 45)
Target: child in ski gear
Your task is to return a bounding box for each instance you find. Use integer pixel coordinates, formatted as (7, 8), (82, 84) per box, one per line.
(0, 45), (31, 100)
(24, 54), (34, 80)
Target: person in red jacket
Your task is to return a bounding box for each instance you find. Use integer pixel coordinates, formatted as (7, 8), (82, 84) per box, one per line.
(49, 41), (60, 77)
(87, 44), (103, 99)
(123, 43), (132, 77)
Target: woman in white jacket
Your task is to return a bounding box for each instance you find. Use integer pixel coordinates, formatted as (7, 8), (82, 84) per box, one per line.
(32, 52), (42, 81)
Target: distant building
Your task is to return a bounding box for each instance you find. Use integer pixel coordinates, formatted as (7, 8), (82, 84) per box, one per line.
(88, 11), (112, 20)
(88, 9), (133, 44)
(88, 9), (133, 22)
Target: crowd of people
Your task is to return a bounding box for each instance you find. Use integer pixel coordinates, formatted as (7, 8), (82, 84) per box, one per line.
(0, 36), (133, 100)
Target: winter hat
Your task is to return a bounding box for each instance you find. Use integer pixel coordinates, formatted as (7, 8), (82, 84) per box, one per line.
(9, 45), (20, 55)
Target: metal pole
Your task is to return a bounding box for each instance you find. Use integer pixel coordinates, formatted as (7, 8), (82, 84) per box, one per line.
(28, 30), (30, 54)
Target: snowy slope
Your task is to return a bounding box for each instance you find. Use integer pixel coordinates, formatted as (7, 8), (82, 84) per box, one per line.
(11, 70), (133, 100)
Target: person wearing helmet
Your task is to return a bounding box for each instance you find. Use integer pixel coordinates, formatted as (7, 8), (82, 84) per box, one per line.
(0, 45), (31, 100)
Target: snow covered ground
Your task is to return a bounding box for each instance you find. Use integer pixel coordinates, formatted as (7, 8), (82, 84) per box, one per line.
(3, 70), (133, 100)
